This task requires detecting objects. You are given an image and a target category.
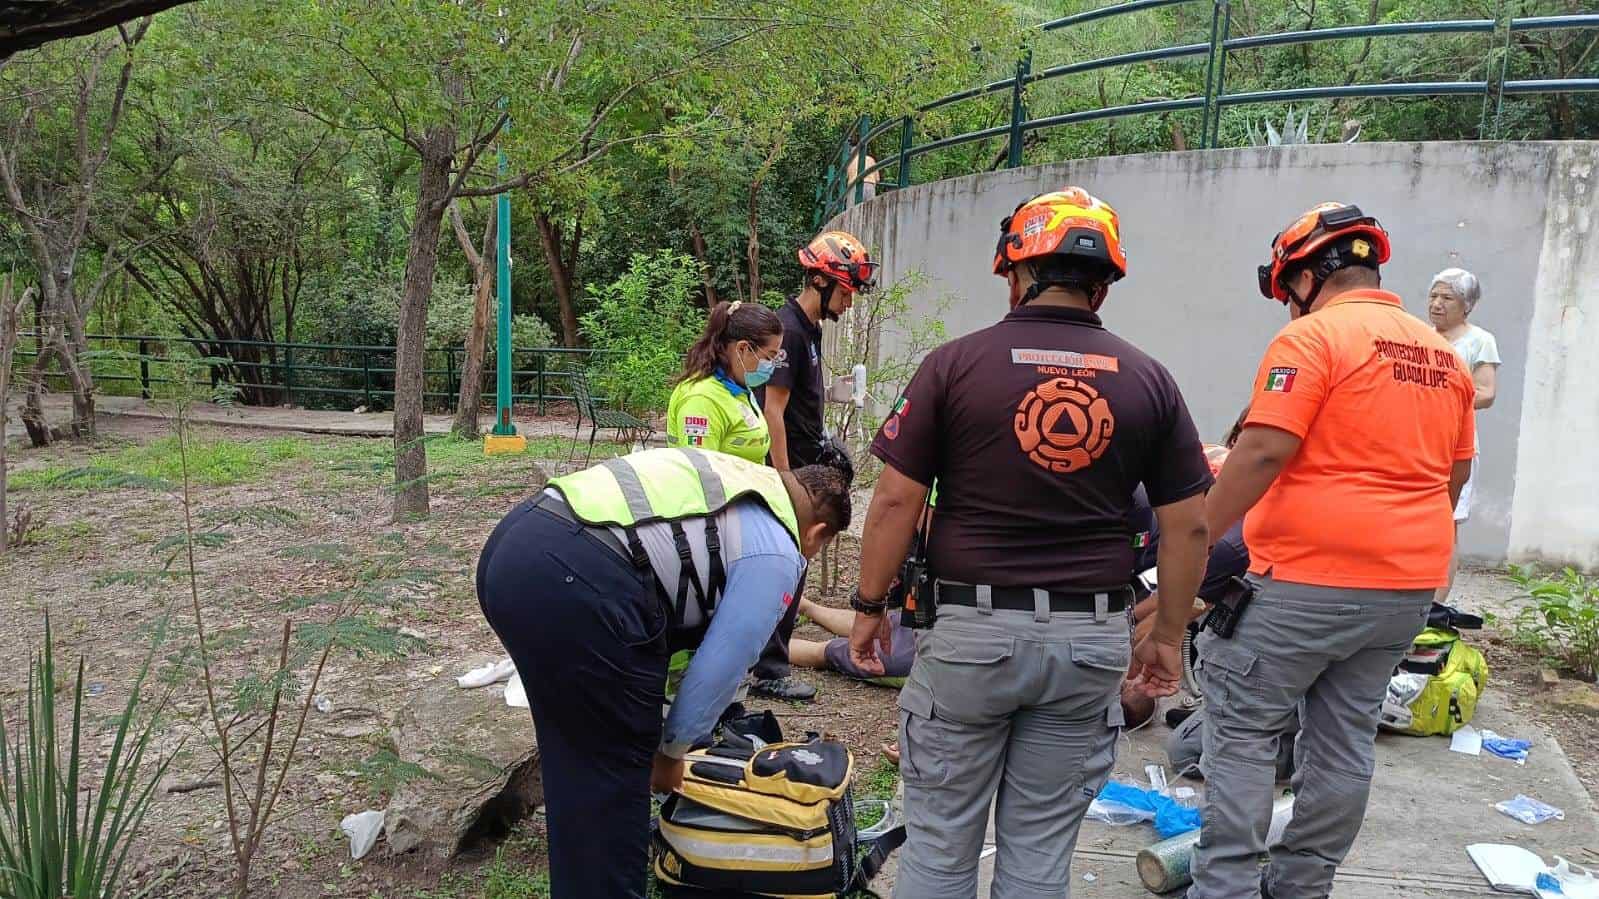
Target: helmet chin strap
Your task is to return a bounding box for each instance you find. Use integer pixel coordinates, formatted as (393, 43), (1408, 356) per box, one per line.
(815, 277), (840, 321)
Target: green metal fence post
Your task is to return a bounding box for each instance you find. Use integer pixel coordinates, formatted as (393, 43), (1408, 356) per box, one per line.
(1201, 0), (1224, 149)
(362, 350), (372, 409)
(446, 347), (457, 403)
(536, 352), (547, 416)
(854, 116), (871, 206)
(283, 343), (294, 407)
(1210, 1), (1233, 147)
(822, 163), (837, 221)
(138, 338), (150, 399)
(1008, 50), (1031, 168)
(897, 116), (914, 188)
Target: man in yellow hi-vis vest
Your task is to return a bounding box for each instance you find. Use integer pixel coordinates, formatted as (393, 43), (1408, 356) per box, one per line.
(476, 447), (851, 899)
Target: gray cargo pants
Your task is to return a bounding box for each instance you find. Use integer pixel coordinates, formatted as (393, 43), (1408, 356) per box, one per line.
(1187, 575), (1430, 899)
(894, 602), (1128, 899)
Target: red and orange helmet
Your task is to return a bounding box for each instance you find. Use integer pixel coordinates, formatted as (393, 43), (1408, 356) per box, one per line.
(799, 230), (878, 294)
(993, 187), (1127, 282)
(1258, 202), (1390, 304)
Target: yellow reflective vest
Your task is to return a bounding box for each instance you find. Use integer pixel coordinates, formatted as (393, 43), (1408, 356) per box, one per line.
(549, 447), (800, 548)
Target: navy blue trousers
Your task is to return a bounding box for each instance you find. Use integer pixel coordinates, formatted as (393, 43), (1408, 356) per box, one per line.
(477, 497), (670, 898)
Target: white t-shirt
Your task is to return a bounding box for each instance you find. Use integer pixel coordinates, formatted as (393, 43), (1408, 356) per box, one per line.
(1452, 323), (1502, 373)
(1451, 323), (1501, 454)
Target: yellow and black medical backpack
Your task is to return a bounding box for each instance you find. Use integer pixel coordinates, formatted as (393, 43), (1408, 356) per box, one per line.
(1380, 625), (1489, 737)
(652, 736), (899, 899)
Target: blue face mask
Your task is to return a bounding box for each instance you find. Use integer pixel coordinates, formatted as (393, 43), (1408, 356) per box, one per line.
(744, 356), (776, 389)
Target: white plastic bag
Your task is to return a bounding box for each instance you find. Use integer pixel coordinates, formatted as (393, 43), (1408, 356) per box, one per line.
(340, 810), (385, 860)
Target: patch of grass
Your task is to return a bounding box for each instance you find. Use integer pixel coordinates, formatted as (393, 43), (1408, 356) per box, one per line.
(855, 759), (899, 802)
(482, 844), (551, 899)
(10, 435), (308, 489)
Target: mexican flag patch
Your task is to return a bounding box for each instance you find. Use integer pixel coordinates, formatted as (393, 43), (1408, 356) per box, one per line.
(1264, 367), (1297, 393)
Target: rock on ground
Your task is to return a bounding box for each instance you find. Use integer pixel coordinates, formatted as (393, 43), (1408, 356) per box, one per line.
(383, 676), (542, 858)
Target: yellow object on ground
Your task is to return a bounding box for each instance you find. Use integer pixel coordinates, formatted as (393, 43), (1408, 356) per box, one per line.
(483, 434), (528, 456)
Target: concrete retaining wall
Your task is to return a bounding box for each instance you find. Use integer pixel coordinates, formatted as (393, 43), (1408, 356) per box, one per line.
(826, 141), (1599, 568)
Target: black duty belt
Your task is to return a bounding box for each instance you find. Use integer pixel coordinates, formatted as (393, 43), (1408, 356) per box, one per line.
(935, 581), (1131, 614)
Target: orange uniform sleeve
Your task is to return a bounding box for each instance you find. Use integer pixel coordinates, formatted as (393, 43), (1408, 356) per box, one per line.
(1244, 329), (1330, 438)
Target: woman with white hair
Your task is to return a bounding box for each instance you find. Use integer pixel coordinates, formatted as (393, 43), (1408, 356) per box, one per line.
(1427, 267), (1500, 602)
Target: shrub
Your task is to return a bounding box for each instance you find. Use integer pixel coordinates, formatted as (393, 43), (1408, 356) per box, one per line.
(1505, 565), (1599, 681)
(579, 251), (707, 414)
(0, 615), (172, 899)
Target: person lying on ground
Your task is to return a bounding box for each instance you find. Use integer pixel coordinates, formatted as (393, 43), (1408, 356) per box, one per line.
(787, 596), (913, 685)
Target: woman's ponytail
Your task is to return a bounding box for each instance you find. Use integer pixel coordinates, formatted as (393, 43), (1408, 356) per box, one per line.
(675, 301), (783, 385)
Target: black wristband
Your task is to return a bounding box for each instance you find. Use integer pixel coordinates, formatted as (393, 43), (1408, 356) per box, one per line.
(851, 592), (887, 616)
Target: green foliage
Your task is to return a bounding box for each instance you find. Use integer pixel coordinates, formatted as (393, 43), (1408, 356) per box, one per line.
(10, 436), (305, 491)
(579, 251), (708, 414)
(353, 749), (441, 799)
(1505, 565), (1599, 681)
(0, 615), (174, 899)
(482, 846), (552, 899)
(295, 614), (428, 659)
(855, 759), (900, 803)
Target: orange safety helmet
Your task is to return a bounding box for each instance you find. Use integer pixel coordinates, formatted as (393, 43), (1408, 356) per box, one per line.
(798, 230), (878, 295)
(992, 187), (1127, 281)
(1258, 202), (1390, 308)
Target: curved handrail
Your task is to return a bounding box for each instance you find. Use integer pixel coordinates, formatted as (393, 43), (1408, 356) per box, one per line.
(817, 1), (1599, 224)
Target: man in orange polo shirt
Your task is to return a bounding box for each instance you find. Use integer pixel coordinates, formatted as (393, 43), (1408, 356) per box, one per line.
(1186, 203), (1475, 899)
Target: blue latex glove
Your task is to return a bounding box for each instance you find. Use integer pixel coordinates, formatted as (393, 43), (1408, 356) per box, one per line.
(1097, 781), (1203, 838)
(1484, 736), (1532, 762)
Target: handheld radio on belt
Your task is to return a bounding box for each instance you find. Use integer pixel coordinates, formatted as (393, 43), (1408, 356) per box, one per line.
(896, 502), (936, 630)
(1200, 575), (1259, 639)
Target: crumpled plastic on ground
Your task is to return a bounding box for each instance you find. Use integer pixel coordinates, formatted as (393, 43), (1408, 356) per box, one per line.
(504, 674), (529, 709)
(340, 810), (385, 860)
(1481, 729), (1532, 763)
(1496, 794), (1564, 825)
(458, 657), (516, 689)
(1087, 781), (1202, 838)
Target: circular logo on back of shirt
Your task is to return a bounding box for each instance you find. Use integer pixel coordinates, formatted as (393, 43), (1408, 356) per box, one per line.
(1013, 376), (1116, 473)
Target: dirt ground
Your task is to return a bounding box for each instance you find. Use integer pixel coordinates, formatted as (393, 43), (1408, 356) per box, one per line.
(0, 416), (897, 898)
(1, 416), (1594, 898)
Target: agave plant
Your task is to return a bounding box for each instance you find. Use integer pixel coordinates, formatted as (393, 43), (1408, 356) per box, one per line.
(0, 615), (173, 899)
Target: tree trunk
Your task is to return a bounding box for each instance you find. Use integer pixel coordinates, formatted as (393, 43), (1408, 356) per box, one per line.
(21, 327), (55, 447)
(0, 278), (26, 557)
(392, 129), (454, 518)
(452, 211), (495, 439)
(689, 223), (719, 307)
(535, 211), (581, 347)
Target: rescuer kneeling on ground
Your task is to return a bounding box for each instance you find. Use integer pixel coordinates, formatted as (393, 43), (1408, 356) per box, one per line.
(475, 448), (851, 899)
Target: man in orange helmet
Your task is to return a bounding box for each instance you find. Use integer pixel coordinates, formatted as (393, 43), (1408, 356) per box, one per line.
(1186, 203), (1476, 899)
(748, 229), (878, 701)
(846, 188), (1210, 897)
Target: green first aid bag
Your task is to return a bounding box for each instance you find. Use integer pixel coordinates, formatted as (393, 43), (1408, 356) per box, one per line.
(1379, 627), (1489, 736)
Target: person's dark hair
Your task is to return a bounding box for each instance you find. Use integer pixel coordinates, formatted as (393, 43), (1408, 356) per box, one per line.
(1025, 256), (1118, 294)
(815, 437), (856, 488)
(676, 301), (782, 385)
(791, 465), (851, 536)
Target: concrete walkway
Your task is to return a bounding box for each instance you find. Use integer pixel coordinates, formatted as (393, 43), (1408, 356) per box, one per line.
(871, 689), (1599, 898)
(12, 394), (598, 440)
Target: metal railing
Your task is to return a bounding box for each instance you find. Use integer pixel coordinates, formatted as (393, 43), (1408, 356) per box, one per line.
(816, 1), (1599, 223)
(11, 333), (603, 414)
